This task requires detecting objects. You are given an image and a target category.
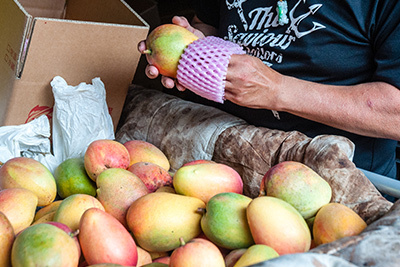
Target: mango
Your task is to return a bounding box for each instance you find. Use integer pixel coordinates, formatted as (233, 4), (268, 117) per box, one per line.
(34, 200), (62, 222)
(247, 196), (311, 255)
(11, 223), (80, 267)
(149, 251), (169, 261)
(173, 163), (243, 203)
(126, 192), (205, 252)
(144, 24), (199, 78)
(261, 161), (332, 219)
(142, 263), (168, 267)
(84, 139), (130, 182)
(136, 246), (153, 266)
(200, 192), (254, 249)
(79, 208), (138, 266)
(156, 186), (176, 193)
(233, 244), (279, 267)
(54, 157), (97, 199)
(313, 202), (367, 246)
(96, 168), (149, 227)
(153, 256), (170, 264)
(0, 157), (57, 206)
(128, 162), (172, 192)
(169, 237), (225, 267)
(225, 248), (247, 267)
(182, 159), (216, 166)
(31, 211), (56, 225)
(86, 264), (124, 267)
(123, 139), (170, 171)
(0, 211), (14, 267)
(53, 193), (105, 231)
(0, 188), (38, 233)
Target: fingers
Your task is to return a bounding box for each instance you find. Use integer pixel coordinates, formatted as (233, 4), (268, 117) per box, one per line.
(172, 16), (190, 27)
(137, 40), (147, 54)
(145, 65), (159, 79)
(171, 16), (205, 38)
(176, 82), (187, 92)
(161, 76), (176, 89)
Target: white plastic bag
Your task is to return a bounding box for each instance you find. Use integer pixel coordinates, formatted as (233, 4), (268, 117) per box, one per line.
(51, 76), (115, 164)
(0, 115), (58, 171)
(0, 76), (115, 174)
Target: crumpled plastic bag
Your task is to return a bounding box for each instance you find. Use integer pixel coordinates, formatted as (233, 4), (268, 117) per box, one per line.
(51, 76), (115, 164)
(0, 115), (57, 169)
(0, 76), (115, 173)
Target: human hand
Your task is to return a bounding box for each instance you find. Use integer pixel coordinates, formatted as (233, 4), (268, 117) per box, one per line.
(138, 16), (205, 91)
(224, 54), (284, 110)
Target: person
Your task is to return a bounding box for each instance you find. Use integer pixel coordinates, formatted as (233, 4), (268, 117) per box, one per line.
(138, 1), (400, 188)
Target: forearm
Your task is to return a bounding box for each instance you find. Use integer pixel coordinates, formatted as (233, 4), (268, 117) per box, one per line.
(278, 77), (400, 140)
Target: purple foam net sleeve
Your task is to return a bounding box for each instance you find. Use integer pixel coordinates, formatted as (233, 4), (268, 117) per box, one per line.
(177, 36), (245, 103)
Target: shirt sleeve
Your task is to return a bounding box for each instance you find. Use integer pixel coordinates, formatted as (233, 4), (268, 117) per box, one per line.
(371, 1), (400, 89)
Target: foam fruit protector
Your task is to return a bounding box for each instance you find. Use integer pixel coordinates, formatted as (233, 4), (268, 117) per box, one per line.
(177, 36), (245, 103)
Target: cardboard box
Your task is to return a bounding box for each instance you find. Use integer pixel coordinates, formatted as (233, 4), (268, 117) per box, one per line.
(125, 0), (160, 30)
(0, 0), (149, 131)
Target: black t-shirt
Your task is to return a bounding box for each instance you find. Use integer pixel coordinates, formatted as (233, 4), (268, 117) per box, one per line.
(187, 0), (400, 178)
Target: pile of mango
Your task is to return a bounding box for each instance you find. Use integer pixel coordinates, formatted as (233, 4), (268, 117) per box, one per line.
(0, 139), (367, 267)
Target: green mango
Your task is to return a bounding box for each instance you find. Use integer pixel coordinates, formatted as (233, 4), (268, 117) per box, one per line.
(54, 157), (96, 199)
(201, 192), (254, 250)
(11, 223), (80, 267)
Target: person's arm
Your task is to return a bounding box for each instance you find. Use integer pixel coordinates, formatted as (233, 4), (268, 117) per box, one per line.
(225, 54), (400, 140)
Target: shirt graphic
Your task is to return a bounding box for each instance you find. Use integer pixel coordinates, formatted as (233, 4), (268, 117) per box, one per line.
(225, 0), (326, 66)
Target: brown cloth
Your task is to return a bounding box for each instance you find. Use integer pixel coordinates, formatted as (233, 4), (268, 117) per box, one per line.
(213, 124), (391, 224)
(116, 86), (247, 171)
(116, 86), (396, 265)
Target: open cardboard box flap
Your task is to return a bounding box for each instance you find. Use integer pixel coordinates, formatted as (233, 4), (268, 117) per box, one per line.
(0, 0), (149, 130)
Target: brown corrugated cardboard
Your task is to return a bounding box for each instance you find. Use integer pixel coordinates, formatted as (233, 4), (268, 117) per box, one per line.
(0, 0), (149, 131)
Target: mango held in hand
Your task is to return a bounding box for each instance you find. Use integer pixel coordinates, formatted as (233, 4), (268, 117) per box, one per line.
(246, 196), (311, 255)
(144, 24), (199, 78)
(200, 192), (254, 250)
(261, 161), (332, 219)
(313, 202), (367, 246)
(0, 157), (57, 206)
(173, 162), (243, 203)
(126, 192), (205, 252)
